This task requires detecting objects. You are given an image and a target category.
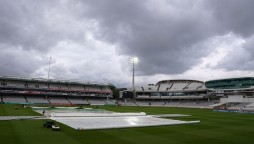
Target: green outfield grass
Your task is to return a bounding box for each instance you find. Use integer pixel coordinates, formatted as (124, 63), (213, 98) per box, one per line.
(0, 104), (40, 116)
(0, 104), (254, 144)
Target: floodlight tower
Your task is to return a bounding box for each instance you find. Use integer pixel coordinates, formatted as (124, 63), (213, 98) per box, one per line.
(46, 56), (52, 101)
(129, 57), (139, 98)
(47, 56), (52, 80)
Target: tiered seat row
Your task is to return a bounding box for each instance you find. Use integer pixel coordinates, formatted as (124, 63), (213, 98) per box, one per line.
(158, 83), (173, 91)
(0, 76), (113, 100)
(3, 95), (27, 104)
(48, 97), (71, 105)
(87, 99), (106, 105)
(184, 82), (203, 90)
(170, 83), (189, 91)
(142, 85), (159, 91)
(26, 96), (49, 104)
(67, 97), (90, 105)
(117, 100), (218, 108)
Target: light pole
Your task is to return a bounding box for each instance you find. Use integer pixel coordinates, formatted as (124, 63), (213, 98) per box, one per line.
(47, 56), (52, 80)
(129, 57), (139, 98)
(46, 56), (52, 101)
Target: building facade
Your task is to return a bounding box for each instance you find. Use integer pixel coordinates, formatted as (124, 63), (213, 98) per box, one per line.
(0, 76), (113, 104)
(121, 79), (209, 100)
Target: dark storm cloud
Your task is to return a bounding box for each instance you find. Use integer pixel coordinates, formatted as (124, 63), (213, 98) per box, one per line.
(78, 0), (254, 75)
(0, 0), (85, 52)
(0, 44), (47, 76)
(206, 0), (254, 71)
(0, 0), (86, 76)
(1, 0), (254, 81)
(0, 0), (64, 76)
(79, 0), (218, 75)
(216, 36), (254, 71)
(207, 0), (254, 37)
(0, 0), (53, 51)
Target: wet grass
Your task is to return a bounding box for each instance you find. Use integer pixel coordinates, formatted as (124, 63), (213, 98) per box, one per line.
(0, 104), (254, 144)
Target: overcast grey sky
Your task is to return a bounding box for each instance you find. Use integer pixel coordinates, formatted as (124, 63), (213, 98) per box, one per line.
(1, 0), (254, 87)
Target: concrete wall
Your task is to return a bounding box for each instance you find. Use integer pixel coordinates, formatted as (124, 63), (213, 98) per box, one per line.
(220, 95), (254, 103)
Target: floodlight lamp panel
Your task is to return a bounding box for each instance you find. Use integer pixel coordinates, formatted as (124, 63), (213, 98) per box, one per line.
(129, 57), (139, 63)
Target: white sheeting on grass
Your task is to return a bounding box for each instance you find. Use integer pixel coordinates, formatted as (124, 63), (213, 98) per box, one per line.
(33, 107), (200, 130)
(49, 112), (146, 117)
(50, 115), (199, 130)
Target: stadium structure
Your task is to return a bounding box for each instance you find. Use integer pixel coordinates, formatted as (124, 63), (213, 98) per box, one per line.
(119, 78), (254, 109)
(205, 77), (254, 100)
(0, 76), (113, 105)
(205, 77), (254, 110)
(121, 79), (208, 99)
(119, 79), (216, 107)
(1, 75), (254, 110)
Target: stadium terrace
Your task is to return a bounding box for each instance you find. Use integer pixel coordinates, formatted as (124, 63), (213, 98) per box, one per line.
(0, 75), (112, 105)
(120, 78), (254, 110)
(1, 76), (254, 111)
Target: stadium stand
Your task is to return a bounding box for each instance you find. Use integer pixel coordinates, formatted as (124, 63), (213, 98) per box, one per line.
(69, 85), (84, 90)
(159, 83), (173, 91)
(48, 97), (71, 105)
(184, 82), (203, 90)
(118, 100), (138, 106)
(0, 76), (113, 105)
(3, 95), (27, 104)
(3, 75), (254, 110)
(142, 85), (158, 91)
(26, 96), (49, 104)
(85, 86), (101, 92)
(87, 99), (106, 105)
(205, 77), (254, 105)
(226, 103), (251, 110)
(170, 82), (188, 91)
(116, 99), (218, 108)
(67, 97), (90, 105)
(123, 80), (208, 101)
(246, 103), (254, 107)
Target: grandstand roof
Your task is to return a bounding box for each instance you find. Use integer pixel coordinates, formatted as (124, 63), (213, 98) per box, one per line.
(206, 77), (254, 83)
(205, 77), (254, 89)
(0, 75), (112, 87)
(156, 79), (204, 86)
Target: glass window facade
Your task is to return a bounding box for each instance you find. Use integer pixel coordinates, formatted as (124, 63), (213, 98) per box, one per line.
(136, 91), (207, 97)
(205, 77), (254, 89)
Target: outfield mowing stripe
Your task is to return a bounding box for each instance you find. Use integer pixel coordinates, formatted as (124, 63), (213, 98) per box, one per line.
(0, 104), (40, 116)
(1, 105), (254, 144)
(0, 121), (20, 143)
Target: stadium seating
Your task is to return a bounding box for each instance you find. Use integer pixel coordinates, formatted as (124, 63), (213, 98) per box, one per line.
(117, 100), (219, 108)
(87, 99), (106, 105)
(48, 97), (71, 105)
(136, 95), (150, 99)
(26, 96), (49, 104)
(118, 101), (138, 106)
(158, 83), (173, 91)
(196, 84), (206, 89)
(170, 83), (189, 91)
(227, 102), (251, 110)
(184, 82), (203, 90)
(85, 86), (101, 92)
(135, 87), (144, 91)
(142, 85), (158, 91)
(70, 85), (84, 90)
(48, 84), (63, 89)
(67, 97), (90, 105)
(101, 87), (111, 92)
(3, 95), (27, 104)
